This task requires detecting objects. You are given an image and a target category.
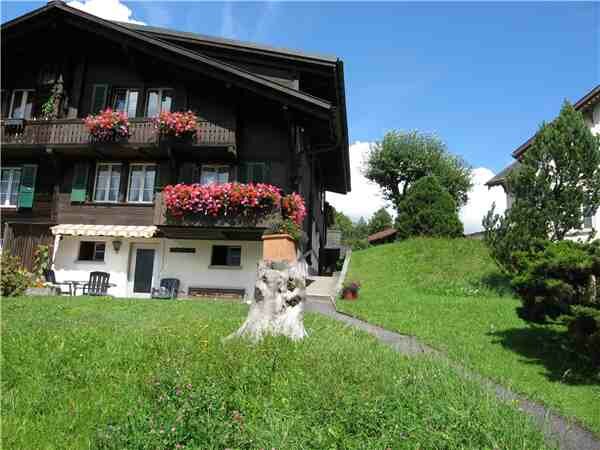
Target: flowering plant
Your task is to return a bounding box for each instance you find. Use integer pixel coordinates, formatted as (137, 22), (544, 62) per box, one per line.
(84, 108), (130, 142)
(163, 182), (282, 219)
(155, 111), (198, 139)
(281, 192), (307, 225)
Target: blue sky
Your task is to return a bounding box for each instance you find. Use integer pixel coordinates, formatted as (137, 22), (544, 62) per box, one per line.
(2, 1), (599, 228)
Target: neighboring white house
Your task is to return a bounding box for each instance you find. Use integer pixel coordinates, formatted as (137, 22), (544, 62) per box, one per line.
(486, 84), (600, 241)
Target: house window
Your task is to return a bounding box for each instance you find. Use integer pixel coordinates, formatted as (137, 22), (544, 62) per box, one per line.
(127, 164), (156, 203)
(145, 88), (173, 117)
(201, 165), (229, 185)
(78, 241), (106, 262)
(9, 89), (35, 119)
(113, 88), (139, 118)
(0, 167), (22, 207)
(583, 213), (594, 230)
(211, 245), (241, 267)
(94, 163), (122, 202)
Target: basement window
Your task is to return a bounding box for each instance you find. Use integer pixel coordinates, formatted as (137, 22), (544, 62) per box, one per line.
(211, 245), (241, 267)
(78, 241), (106, 262)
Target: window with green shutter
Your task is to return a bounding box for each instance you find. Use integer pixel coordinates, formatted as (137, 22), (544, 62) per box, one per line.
(238, 162), (271, 184)
(91, 84), (109, 114)
(18, 164), (37, 209)
(71, 162), (90, 202)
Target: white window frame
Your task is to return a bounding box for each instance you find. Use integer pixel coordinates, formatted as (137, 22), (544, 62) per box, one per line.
(112, 88), (140, 118)
(200, 164), (230, 185)
(145, 87), (174, 117)
(0, 167), (22, 208)
(583, 212), (594, 230)
(9, 89), (35, 119)
(93, 163), (122, 203)
(127, 163), (156, 204)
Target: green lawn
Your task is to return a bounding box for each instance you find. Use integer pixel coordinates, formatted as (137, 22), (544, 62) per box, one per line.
(1, 296), (551, 449)
(338, 238), (600, 435)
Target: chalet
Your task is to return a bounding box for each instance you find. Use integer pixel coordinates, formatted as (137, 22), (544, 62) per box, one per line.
(486, 84), (600, 241)
(0, 1), (350, 298)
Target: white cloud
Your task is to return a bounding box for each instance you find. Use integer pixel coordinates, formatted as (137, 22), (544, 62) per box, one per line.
(328, 145), (507, 232)
(327, 141), (392, 221)
(460, 167), (507, 234)
(67, 0), (145, 25)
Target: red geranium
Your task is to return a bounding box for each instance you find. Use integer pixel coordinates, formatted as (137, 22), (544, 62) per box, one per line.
(281, 192), (307, 225)
(155, 111), (198, 139)
(84, 108), (130, 142)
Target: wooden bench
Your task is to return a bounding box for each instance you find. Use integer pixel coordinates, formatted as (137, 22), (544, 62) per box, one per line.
(187, 286), (246, 300)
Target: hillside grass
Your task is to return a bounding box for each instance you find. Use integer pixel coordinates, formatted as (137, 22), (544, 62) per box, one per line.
(338, 238), (600, 435)
(1, 296), (552, 449)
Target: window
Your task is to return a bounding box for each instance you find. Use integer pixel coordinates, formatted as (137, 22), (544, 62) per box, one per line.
(239, 162), (270, 184)
(201, 165), (229, 185)
(211, 245), (241, 267)
(94, 163), (122, 202)
(145, 88), (173, 117)
(78, 241), (106, 262)
(9, 89), (35, 119)
(583, 213), (594, 230)
(127, 164), (156, 203)
(112, 88), (139, 118)
(0, 167), (21, 207)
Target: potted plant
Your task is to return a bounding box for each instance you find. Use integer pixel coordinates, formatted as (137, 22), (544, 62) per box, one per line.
(341, 281), (361, 300)
(155, 110), (198, 142)
(84, 108), (130, 143)
(262, 218), (302, 262)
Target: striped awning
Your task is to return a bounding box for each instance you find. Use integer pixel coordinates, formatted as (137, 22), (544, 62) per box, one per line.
(51, 224), (157, 238)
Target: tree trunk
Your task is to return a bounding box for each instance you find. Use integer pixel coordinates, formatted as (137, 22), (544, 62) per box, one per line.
(230, 260), (308, 342)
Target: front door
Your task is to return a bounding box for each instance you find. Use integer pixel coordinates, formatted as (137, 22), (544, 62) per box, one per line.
(130, 244), (159, 297)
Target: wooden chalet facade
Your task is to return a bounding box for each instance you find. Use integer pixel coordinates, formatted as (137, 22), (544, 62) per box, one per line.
(0, 1), (350, 298)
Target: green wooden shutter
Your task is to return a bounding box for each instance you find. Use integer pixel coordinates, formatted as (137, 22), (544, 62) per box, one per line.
(238, 162), (248, 183)
(178, 162), (196, 184)
(263, 162), (272, 184)
(71, 162), (89, 202)
(155, 161), (172, 191)
(91, 84), (108, 114)
(18, 164), (37, 208)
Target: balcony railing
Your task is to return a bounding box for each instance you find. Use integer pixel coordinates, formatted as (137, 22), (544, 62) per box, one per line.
(0, 118), (236, 148)
(153, 192), (278, 228)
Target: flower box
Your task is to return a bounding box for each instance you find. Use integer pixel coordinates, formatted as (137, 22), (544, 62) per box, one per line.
(84, 108), (130, 143)
(262, 233), (297, 262)
(155, 111), (198, 140)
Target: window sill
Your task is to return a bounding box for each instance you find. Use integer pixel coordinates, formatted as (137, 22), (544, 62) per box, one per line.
(0, 205), (18, 209)
(74, 260), (106, 264)
(208, 265), (242, 270)
(84, 201), (154, 207)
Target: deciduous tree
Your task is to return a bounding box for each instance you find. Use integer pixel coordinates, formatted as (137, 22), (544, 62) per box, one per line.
(364, 131), (472, 213)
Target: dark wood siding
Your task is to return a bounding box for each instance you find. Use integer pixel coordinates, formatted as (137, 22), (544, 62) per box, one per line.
(2, 223), (54, 271)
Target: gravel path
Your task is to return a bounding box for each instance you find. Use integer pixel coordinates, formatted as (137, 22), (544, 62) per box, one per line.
(305, 300), (600, 450)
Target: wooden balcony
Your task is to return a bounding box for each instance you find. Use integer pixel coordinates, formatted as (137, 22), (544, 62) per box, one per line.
(153, 192), (278, 238)
(0, 118), (236, 149)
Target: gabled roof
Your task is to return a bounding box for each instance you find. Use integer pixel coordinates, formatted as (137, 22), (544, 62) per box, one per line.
(485, 161), (520, 187)
(512, 84), (600, 158)
(1, 0), (351, 193)
(115, 22), (338, 65)
(1, 1), (333, 117)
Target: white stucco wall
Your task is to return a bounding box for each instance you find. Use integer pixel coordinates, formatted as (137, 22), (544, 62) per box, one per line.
(53, 236), (262, 298)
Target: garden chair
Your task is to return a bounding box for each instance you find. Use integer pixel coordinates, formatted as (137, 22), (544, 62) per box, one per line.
(81, 271), (111, 296)
(44, 270), (73, 296)
(151, 278), (180, 299)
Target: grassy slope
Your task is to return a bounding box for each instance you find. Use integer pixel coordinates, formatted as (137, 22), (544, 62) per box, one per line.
(1, 297), (551, 449)
(338, 238), (600, 435)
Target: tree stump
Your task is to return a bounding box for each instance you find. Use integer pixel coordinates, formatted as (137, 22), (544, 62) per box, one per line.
(230, 260), (308, 342)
